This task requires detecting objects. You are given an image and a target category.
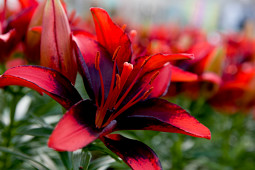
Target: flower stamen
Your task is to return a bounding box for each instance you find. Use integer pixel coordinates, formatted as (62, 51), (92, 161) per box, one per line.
(141, 56), (152, 68)
(97, 54), (105, 106)
(150, 71), (160, 85)
(112, 46), (121, 61)
(103, 86), (154, 127)
(95, 52), (106, 127)
(95, 55), (157, 128)
(116, 74), (121, 90)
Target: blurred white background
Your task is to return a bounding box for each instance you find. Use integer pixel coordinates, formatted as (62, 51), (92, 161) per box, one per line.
(65, 0), (255, 32)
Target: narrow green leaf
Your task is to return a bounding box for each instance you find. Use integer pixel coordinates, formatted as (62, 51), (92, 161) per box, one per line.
(86, 145), (121, 162)
(88, 156), (115, 170)
(19, 127), (53, 137)
(72, 150), (91, 170)
(59, 151), (72, 170)
(80, 150), (91, 170)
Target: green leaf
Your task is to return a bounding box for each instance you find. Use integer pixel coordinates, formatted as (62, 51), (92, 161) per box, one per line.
(72, 150), (91, 170)
(80, 150), (91, 170)
(0, 146), (49, 170)
(88, 156), (115, 170)
(19, 127), (53, 137)
(86, 144), (120, 162)
(75, 73), (89, 99)
(59, 151), (72, 170)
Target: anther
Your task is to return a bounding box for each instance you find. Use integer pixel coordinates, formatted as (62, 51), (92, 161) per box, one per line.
(141, 56), (152, 68)
(142, 87), (154, 100)
(116, 74), (121, 89)
(112, 46), (121, 61)
(150, 71), (160, 85)
(95, 51), (100, 70)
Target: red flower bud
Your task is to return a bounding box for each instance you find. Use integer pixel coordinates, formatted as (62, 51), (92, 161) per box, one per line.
(40, 0), (77, 84)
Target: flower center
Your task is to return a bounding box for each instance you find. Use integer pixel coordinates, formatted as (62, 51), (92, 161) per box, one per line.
(94, 47), (159, 128)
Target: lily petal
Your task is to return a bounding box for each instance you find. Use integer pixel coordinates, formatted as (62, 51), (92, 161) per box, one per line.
(117, 98), (211, 139)
(126, 54), (194, 85)
(72, 29), (96, 40)
(140, 53), (194, 74)
(48, 100), (101, 151)
(91, 7), (132, 72)
(200, 72), (221, 85)
(25, 0), (46, 62)
(6, 6), (35, 41)
(0, 30), (16, 43)
(150, 64), (172, 98)
(101, 134), (162, 170)
(125, 63), (172, 102)
(73, 33), (113, 102)
(171, 66), (198, 82)
(3, 6), (35, 59)
(0, 29), (16, 61)
(0, 66), (82, 109)
(18, 0), (38, 9)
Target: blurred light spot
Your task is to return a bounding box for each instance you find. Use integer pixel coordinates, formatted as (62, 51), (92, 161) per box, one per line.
(152, 135), (162, 145)
(208, 32), (221, 45)
(20, 135), (34, 143)
(2, 108), (10, 125)
(15, 95), (32, 121)
(182, 139), (194, 151)
(226, 64), (238, 75)
(44, 115), (62, 124)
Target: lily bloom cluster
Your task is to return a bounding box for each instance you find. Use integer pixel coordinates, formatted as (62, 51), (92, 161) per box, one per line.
(132, 24), (255, 115)
(0, 0), (211, 169)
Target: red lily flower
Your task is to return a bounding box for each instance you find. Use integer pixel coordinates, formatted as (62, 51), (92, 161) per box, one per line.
(207, 29), (255, 114)
(0, 7), (210, 169)
(65, 8), (211, 169)
(135, 25), (222, 99)
(0, 0), (37, 61)
(0, 62), (210, 169)
(209, 65), (255, 114)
